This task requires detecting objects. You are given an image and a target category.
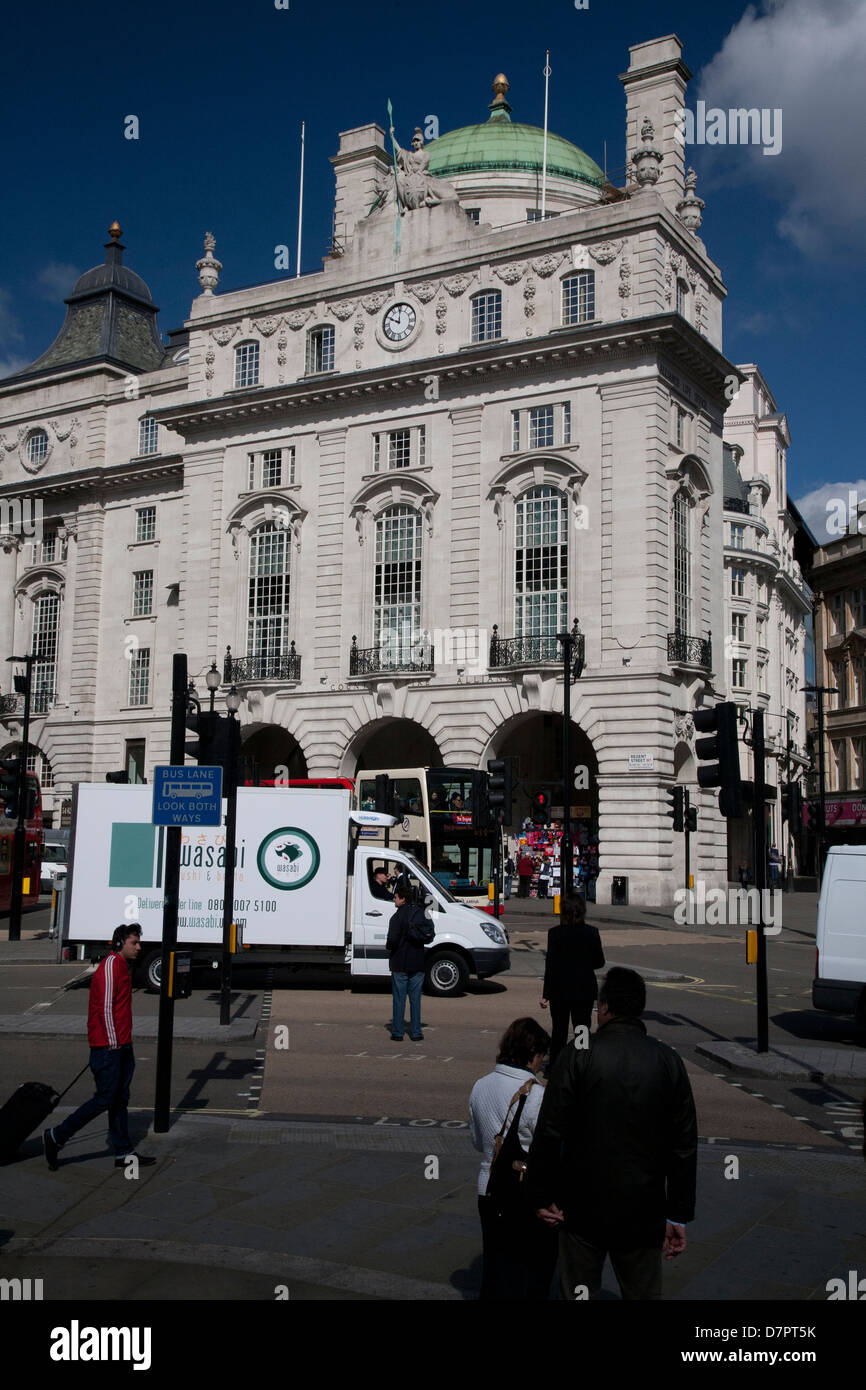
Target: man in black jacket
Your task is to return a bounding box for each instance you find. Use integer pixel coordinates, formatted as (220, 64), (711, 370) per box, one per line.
(540, 893), (605, 1066)
(527, 966), (697, 1300)
(386, 878), (426, 1042)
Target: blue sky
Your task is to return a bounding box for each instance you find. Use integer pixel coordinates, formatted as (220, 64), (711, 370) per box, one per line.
(2, 0), (863, 535)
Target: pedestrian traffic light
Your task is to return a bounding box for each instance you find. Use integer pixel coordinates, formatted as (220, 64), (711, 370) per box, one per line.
(185, 707), (219, 764)
(781, 781), (802, 826)
(487, 757), (513, 824)
(0, 754), (22, 818)
(666, 785), (684, 833)
(531, 790), (550, 825)
(374, 773), (394, 815)
(804, 800), (820, 832)
(685, 805), (698, 834)
(471, 769), (489, 830)
(692, 701), (744, 819)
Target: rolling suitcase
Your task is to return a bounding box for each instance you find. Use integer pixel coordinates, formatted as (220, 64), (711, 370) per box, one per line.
(0, 1064), (90, 1163)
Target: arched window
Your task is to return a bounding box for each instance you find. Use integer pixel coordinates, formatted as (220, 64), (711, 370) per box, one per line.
(32, 591), (60, 713)
(562, 272), (594, 325)
(471, 290), (502, 343)
(306, 324), (335, 374)
(234, 340), (260, 388)
(247, 523), (291, 678)
(27, 429), (49, 466)
(672, 491), (691, 633)
(514, 487), (568, 646)
(374, 506), (422, 663)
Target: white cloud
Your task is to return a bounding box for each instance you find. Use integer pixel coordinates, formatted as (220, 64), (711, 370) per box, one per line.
(695, 0), (866, 257)
(795, 478), (866, 540)
(36, 263), (80, 300)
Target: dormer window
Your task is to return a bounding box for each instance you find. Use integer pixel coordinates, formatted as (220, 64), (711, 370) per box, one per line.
(234, 341), (260, 388)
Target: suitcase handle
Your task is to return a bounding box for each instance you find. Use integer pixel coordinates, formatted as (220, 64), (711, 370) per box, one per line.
(56, 1062), (92, 1102)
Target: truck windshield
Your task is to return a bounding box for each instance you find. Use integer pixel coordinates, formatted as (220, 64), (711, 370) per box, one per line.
(400, 856), (457, 906)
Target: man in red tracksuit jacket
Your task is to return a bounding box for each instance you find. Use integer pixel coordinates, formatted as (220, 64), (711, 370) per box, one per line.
(43, 923), (156, 1170)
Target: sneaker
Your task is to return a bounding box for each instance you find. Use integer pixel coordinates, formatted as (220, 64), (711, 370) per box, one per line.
(43, 1128), (61, 1171)
(390, 1033), (404, 1041)
(114, 1152), (157, 1168)
(409, 1034), (424, 1042)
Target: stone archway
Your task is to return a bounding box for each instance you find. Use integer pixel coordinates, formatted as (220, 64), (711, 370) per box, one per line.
(241, 724), (308, 783)
(344, 718), (443, 775)
(489, 711), (599, 829)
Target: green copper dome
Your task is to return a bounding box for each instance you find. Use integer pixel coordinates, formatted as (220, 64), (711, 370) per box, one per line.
(427, 74), (604, 192)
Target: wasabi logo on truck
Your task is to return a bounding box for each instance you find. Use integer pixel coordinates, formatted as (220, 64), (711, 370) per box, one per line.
(257, 827), (320, 890)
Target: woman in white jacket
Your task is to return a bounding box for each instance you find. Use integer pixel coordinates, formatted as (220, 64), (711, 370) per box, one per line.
(469, 1016), (556, 1300)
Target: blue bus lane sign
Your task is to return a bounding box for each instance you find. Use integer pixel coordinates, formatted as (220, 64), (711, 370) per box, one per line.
(152, 765), (223, 826)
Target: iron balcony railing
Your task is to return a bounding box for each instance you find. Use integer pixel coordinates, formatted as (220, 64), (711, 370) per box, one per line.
(223, 643), (301, 683)
(349, 636), (434, 677)
(667, 630), (712, 668)
(489, 626), (560, 667)
(0, 693), (19, 715)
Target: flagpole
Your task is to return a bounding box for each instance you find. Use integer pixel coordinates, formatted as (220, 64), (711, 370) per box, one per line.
(386, 98), (401, 260)
(296, 120), (305, 278)
(540, 51), (551, 219)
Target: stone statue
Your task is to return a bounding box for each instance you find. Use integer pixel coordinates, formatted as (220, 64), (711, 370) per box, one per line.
(386, 126), (458, 212)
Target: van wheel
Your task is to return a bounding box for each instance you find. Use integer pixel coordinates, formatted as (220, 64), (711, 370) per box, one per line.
(140, 950), (163, 993)
(425, 952), (469, 998)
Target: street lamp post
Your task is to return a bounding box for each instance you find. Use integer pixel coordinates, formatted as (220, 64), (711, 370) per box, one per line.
(220, 684), (242, 1027)
(802, 683), (834, 881)
(5, 654), (34, 943)
(555, 619), (585, 898)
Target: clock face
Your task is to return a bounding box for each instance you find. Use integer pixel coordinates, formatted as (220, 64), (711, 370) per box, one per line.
(382, 303), (417, 342)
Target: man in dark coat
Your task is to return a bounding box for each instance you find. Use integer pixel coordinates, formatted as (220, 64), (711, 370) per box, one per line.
(386, 878), (426, 1041)
(540, 893), (605, 1066)
(527, 966), (697, 1300)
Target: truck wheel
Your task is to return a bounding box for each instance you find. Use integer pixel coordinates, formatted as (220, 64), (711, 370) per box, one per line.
(140, 950), (163, 993)
(425, 952), (469, 998)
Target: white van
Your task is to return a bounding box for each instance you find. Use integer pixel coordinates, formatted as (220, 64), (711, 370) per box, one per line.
(812, 845), (866, 1027)
(63, 783), (510, 997)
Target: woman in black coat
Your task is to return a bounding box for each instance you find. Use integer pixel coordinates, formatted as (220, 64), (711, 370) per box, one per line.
(540, 893), (605, 1067)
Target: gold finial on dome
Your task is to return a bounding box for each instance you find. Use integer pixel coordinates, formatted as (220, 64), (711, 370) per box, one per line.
(491, 73), (510, 103)
(108, 221), (122, 241)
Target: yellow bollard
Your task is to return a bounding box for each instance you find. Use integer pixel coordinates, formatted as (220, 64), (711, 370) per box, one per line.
(746, 929), (758, 964)
(554, 892), (561, 915)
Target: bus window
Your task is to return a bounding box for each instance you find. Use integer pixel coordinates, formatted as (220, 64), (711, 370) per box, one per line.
(357, 776), (422, 816)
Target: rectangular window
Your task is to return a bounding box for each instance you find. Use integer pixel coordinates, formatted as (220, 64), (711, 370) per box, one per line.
(132, 570), (154, 617)
(306, 326), (335, 374)
(262, 449), (282, 488)
(529, 405), (555, 450)
(562, 401), (571, 445)
(675, 407), (687, 449)
(138, 417), (158, 456)
(730, 523), (745, 550)
(526, 209), (542, 222)
(757, 662), (767, 693)
(832, 661), (847, 709)
(388, 429), (412, 470)
(731, 568), (745, 598)
(32, 592), (59, 713)
(512, 410), (520, 452)
(756, 617), (767, 648)
(247, 455), (256, 490)
(830, 592), (845, 634)
(247, 525), (290, 669)
(135, 506), (156, 543)
(234, 341), (260, 389)
(471, 292), (501, 343)
(673, 493), (690, 633)
(851, 587), (866, 629)
(831, 739), (846, 791)
(125, 740), (146, 784)
(731, 657), (747, 689)
(40, 533), (56, 564)
(676, 281), (687, 316)
(853, 655), (866, 706)
(374, 508), (422, 662)
(128, 648), (151, 707)
(417, 426), (425, 468)
(514, 488), (568, 643)
(562, 273), (594, 325)
(731, 613), (746, 643)
(853, 736), (866, 786)
(466, 208), (481, 225)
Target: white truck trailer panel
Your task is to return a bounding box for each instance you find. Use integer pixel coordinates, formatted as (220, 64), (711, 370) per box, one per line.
(66, 784), (350, 948)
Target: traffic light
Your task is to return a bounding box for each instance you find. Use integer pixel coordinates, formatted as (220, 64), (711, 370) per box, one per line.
(685, 805), (698, 833)
(0, 754), (22, 818)
(374, 773), (394, 815)
(804, 801), (820, 832)
(666, 785), (684, 833)
(531, 790), (551, 825)
(471, 769), (489, 830)
(782, 781), (802, 826)
(693, 701), (744, 819)
(487, 758), (513, 824)
(105, 771), (129, 784)
(185, 707), (220, 764)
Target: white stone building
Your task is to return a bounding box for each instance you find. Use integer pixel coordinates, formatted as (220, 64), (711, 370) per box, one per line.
(1, 36), (751, 906)
(722, 367), (813, 878)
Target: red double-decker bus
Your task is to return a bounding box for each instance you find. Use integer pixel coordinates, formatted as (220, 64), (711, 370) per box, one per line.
(0, 773), (43, 913)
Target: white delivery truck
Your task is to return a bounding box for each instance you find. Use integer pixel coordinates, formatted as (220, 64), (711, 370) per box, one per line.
(812, 844), (866, 1028)
(63, 783), (509, 997)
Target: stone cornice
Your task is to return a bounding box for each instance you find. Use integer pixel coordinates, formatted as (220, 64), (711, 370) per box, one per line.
(0, 455), (183, 501)
(154, 313), (736, 439)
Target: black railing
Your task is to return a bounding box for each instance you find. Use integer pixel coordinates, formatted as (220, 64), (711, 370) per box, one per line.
(724, 496), (750, 515)
(488, 625), (560, 668)
(349, 636), (434, 677)
(223, 643), (301, 683)
(667, 630), (712, 667)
